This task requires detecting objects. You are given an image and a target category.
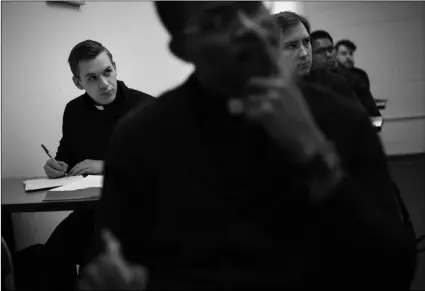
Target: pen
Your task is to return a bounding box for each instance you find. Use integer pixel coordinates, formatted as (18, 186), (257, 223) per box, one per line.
(41, 144), (68, 176)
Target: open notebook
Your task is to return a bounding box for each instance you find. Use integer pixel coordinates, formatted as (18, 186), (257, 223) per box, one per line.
(43, 175), (103, 202)
(23, 175), (84, 191)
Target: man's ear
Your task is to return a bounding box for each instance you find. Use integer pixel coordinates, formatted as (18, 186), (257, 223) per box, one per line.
(72, 76), (84, 90)
(169, 38), (192, 63)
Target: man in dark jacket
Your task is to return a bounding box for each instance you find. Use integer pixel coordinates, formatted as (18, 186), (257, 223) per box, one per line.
(40, 39), (154, 291)
(310, 30), (381, 117)
(335, 39), (371, 89)
(80, 2), (416, 290)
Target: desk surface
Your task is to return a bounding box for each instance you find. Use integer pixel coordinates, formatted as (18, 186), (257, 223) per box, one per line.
(1, 177), (99, 213)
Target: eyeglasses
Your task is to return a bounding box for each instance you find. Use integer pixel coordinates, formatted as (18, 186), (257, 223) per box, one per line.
(314, 47), (335, 56)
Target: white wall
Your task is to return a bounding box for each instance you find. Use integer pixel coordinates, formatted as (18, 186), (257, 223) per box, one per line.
(1, 1), (192, 249)
(264, 1), (303, 14)
(303, 1), (425, 155)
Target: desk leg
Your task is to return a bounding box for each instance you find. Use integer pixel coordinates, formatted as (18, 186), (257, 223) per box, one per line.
(1, 211), (16, 252)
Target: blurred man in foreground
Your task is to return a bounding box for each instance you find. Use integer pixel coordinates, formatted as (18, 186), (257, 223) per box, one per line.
(80, 2), (416, 290)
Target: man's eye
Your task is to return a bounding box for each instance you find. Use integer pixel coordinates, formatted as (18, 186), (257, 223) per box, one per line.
(88, 77), (96, 81)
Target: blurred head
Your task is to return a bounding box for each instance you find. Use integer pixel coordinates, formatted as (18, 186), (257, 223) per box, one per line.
(310, 30), (336, 70)
(154, 1), (281, 95)
(335, 39), (356, 69)
(273, 11), (312, 77)
(68, 40), (117, 105)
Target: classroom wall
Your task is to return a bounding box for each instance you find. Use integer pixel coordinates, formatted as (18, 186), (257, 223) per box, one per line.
(1, 1), (193, 249)
(303, 1), (425, 155)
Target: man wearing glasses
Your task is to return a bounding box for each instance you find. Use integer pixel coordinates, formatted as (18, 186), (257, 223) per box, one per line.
(273, 12), (357, 103)
(310, 30), (381, 118)
(79, 2), (416, 290)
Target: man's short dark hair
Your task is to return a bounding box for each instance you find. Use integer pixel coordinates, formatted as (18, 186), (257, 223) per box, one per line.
(310, 30), (334, 44)
(154, 1), (187, 37)
(68, 40), (113, 78)
(335, 39), (357, 52)
(273, 11), (311, 35)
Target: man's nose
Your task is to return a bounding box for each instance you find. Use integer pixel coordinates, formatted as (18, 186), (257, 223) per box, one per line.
(325, 49), (333, 58)
(298, 45), (309, 58)
(99, 76), (109, 89)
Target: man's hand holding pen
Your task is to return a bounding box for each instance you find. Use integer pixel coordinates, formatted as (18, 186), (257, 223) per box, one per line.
(44, 159), (69, 178)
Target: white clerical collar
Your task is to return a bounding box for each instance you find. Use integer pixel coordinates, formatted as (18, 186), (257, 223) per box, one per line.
(94, 105), (104, 111)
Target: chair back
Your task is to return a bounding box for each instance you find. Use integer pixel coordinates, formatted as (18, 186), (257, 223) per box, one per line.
(1, 237), (15, 291)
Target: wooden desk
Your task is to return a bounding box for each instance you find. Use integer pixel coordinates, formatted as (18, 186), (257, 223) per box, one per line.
(1, 177), (100, 213)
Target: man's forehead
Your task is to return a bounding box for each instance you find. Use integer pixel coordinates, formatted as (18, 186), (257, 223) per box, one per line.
(282, 23), (309, 43)
(313, 38), (333, 48)
(79, 53), (113, 77)
(338, 45), (353, 52)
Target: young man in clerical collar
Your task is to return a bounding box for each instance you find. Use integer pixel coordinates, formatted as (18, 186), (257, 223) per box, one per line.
(40, 39), (154, 291)
(80, 3), (416, 290)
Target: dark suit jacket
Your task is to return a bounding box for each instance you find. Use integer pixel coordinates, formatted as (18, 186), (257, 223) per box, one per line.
(351, 67), (371, 89)
(304, 69), (361, 104)
(331, 67), (381, 117)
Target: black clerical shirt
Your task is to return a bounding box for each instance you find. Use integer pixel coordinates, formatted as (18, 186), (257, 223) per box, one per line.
(55, 80), (154, 170)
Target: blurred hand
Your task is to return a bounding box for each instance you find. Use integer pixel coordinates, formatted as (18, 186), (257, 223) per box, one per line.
(44, 159), (68, 178)
(228, 41), (342, 200)
(236, 48), (327, 163)
(78, 230), (148, 291)
(68, 160), (104, 176)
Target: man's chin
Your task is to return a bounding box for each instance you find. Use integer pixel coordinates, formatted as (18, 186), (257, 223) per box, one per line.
(98, 94), (116, 105)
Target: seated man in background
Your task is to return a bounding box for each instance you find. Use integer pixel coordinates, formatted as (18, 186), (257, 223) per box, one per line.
(40, 39), (154, 291)
(273, 11), (357, 102)
(310, 30), (381, 117)
(80, 2), (416, 290)
(336, 39), (371, 89)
